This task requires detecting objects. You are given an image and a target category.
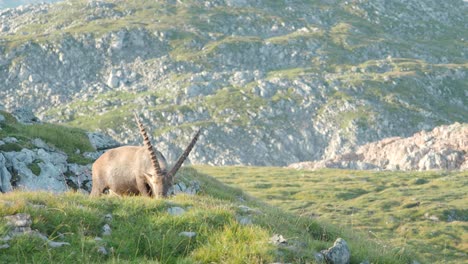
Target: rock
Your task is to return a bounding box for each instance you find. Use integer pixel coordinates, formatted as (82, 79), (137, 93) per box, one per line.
(169, 180), (200, 195)
(104, 214), (113, 222)
(4, 213), (32, 234)
(290, 123), (468, 171)
(86, 132), (120, 151)
(320, 238), (351, 264)
(107, 71), (120, 88)
(238, 205), (262, 214)
(167, 207), (185, 216)
(0, 114), (5, 123)
(67, 163), (92, 190)
(0, 244), (9, 249)
(11, 108), (40, 124)
(3, 148), (69, 192)
(102, 224), (111, 236)
(269, 234), (287, 246)
(237, 216), (252, 225)
(0, 154), (13, 193)
(179, 231), (196, 238)
(48, 241), (70, 248)
(97, 246), (108, 255)
(31, 138), (54, 151)
(3, 137), (18, 144)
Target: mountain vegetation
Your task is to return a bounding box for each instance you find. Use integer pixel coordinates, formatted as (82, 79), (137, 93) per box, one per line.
(0, 0), (466, 165)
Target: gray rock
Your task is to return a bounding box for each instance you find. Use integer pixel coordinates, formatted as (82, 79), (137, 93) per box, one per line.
(167, 207), (185, 216)
(86, 132), (120, 151)
(320, 238), (350, 264)
(11, 108), (40, 124)
(48, 241), (70, 248)
(0, 244), (9, 249)
(3, 148), (69, 192)
(169, 180), (200, 195)
(31, 138), (54, 151)
(4, 213), (33, 235)
(237, 216), (252, 225)
(102, 224), (111, 236)
(179, 231), (196, 238)
(4, 213), (32, 228)
(104, 214), (113, 222)
(0, 154), (13, 193)
(3, 137), (18, 144)
(0, 114), (5, 123)
(238, 205), (262, 214)
(107, 71), (120, 88)
(67, 163), (92, 190)
(97, 246), (108, 255)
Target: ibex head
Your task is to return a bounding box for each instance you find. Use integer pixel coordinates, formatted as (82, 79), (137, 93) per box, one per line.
(134, 113), (200, 198)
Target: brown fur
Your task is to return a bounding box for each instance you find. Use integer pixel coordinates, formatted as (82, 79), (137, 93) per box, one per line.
(90, 146), (168, 197)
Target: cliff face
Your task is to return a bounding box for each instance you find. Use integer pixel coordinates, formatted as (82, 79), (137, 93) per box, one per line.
(0, 0), (467, 166)
(290, 123), (468, 171)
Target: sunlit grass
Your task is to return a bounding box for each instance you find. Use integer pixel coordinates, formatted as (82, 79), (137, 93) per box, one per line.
(0, 168), (412, 263)
(196, 166), (468, 263)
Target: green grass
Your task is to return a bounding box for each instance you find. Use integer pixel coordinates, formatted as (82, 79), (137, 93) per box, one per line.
(0, 111), (94, 164)
(196, 166), (468, 264)
(0, 168), (413, 263)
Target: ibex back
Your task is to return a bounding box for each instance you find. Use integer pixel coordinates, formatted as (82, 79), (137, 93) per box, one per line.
(90, 114), (200, 198)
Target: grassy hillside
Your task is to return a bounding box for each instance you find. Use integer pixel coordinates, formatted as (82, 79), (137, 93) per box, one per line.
(196, 166), (468, 263)
(0, 168), (413, 263)
(0, 110), (94, 164)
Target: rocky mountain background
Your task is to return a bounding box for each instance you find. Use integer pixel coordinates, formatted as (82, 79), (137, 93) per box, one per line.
(0, 0), (467, 166)
(0, 0), (63, 9)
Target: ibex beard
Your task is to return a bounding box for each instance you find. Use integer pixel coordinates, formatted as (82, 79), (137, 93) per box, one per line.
(90, 114), (200, 198)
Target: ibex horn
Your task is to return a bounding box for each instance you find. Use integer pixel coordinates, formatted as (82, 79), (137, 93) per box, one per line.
(134, 113), (164, 178)
(167, 129), (201, 179)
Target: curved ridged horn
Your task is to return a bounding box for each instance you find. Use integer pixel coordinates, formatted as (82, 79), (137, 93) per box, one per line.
(134, 113), (164, 178)
(167, 129), (201, 179)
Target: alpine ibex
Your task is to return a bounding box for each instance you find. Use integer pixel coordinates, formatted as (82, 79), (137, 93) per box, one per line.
(90, 114), (200, 198)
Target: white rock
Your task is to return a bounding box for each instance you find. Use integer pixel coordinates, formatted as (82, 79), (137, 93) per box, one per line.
(48, 241), (70, 248)
(179, 231), (196, 238)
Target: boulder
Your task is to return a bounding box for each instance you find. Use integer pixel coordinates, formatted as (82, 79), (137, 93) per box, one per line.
(167, 207), (185, 216)
(3, 149), (68, 192)
(319, 238), (350, 264)
(86, 132), (120, 151)
(11, 108), (40, 124)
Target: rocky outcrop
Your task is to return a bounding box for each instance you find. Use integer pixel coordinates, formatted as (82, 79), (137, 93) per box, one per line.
(0, 142), (93, 192)
(316, 238), (351, 264)
(289, 123), (467, 171)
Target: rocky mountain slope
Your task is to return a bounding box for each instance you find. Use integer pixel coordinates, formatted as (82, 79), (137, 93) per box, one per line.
(0, 0), (467, 166)
(290, 122), (468, 171)
(0, 0), (62, 9)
